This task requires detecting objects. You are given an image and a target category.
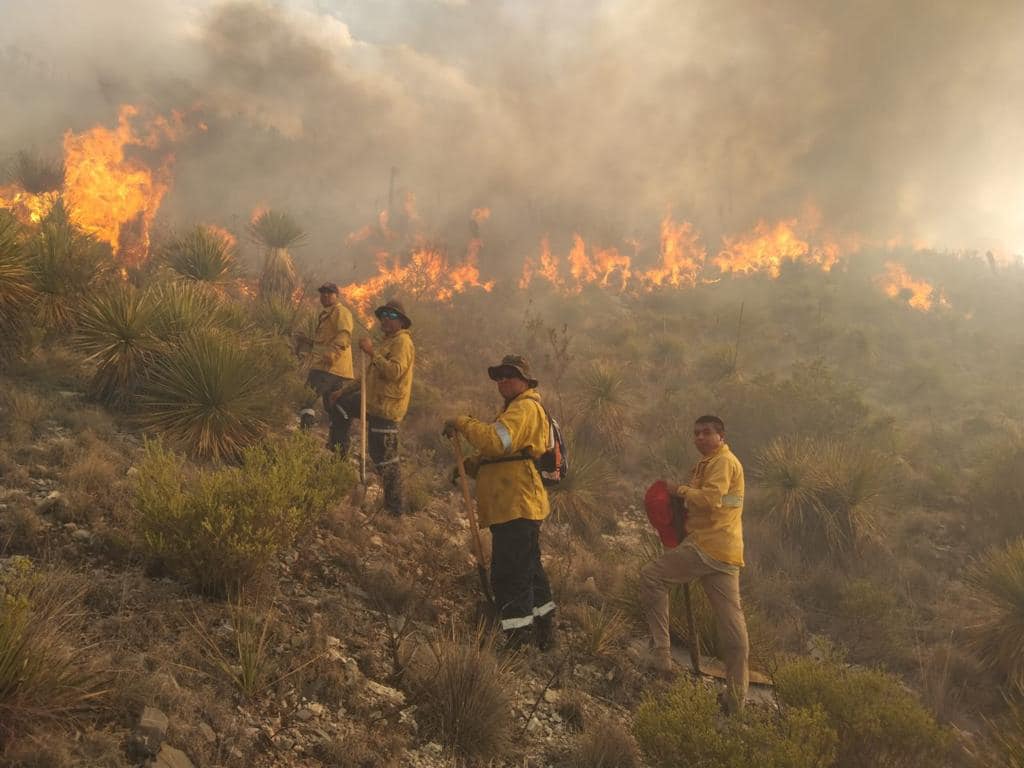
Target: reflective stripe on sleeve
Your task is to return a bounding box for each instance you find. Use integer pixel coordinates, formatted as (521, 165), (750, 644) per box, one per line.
(722, 494), (743, 508)
(495, 422), (512, 452)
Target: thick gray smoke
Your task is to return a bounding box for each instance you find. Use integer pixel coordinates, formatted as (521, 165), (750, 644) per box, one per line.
(2, 0), (1023, 271)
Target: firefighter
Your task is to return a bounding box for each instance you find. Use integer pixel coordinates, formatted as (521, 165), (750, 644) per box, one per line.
(331, 299), (415, 516)
(443, 355), (556, 650)
(295, 282), (354, 445)
(638, 415), (749, 714)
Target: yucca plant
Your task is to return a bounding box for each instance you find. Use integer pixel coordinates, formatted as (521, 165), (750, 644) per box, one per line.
(549, 438), (618, 545)
(148, 279), (223, 341)
(573, 363), (632, 451)
(10, 151), (64, 194)
(969, 701), (1024, 767)
(577, 604), (630, 659)
(75, 283), (159, 406)
(162, 226), (237, 285)
(251, 294), (311, 337)
(755, 437), (886, 558)
(25, 217), (111, 331)
(965, 539), (1024, 694)
(138, 331), (275, 461)
(248, 210), (305, 301)
(0, 211), (35, 362)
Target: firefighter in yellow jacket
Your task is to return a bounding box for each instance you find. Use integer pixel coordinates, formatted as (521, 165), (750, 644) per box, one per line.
(332, 299), (415, 516)
(639, 415), (749, 713)
(444, 355), (556, 649)
(295, 282), (354, 443)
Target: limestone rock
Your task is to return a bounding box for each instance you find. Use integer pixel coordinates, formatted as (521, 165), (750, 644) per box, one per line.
(138, 706), (169, 753)
(152, 743), (195, 768)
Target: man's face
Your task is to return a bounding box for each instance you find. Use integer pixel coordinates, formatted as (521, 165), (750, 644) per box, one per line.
(380, 316), (403, 335)
(693, 422), (724, 456)
(319, 291), (336, 307)
(495, 372), (528, 401)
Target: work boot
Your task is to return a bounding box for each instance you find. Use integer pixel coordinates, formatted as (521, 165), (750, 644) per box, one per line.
(298, 408), (317, 430)
(499, 626), (532, 653)
(534, 612), (557, 651)
(638, 644), (676, 680)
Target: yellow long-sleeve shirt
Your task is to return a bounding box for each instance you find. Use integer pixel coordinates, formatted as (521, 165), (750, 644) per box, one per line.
(311, 303), (354, 379)
(365, 329), (415, 422)
(456, 389), (550, 528)
(677, 444), (745, 567)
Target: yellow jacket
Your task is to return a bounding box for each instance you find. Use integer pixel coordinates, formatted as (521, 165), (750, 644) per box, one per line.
(366, 329), (415, 422)
(456, 389), (550, 528)
(311, 303), (354, 379)
(677, 444), (745, 566)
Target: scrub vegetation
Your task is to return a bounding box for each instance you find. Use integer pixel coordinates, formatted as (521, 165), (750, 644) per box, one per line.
(0, 204), (1022, 766)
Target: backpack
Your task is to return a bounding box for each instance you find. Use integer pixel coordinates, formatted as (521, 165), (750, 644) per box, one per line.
(535, 404), (569, 486)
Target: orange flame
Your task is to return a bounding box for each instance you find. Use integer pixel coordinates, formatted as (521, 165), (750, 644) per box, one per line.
(640, 214), (706, 288)
(62, 105), (185, 265)
(877, 262), (945, 311)
(471, 207), (491, 224)
(0, 186), (59, 224)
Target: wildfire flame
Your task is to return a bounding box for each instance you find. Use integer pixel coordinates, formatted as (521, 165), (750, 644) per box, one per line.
(0, 187), (59, 224)
(63, 105), (190, 265)
(877, 262), (946, 311)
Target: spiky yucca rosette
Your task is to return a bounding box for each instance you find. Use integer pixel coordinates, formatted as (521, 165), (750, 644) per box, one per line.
(248, 210), (305, 301)
(161, 226), (237, 286)
(0, 211), (35, 362)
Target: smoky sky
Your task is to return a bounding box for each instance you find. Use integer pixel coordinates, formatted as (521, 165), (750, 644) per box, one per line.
(2, 0), (1023, 269)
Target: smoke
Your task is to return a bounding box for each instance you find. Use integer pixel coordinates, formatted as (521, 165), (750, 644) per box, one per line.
(2, 0), (1023, 270)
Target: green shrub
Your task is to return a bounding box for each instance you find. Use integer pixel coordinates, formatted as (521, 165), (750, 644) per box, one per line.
(0, 559), (107, 738)
(773, 658), (952, 768)
(965, 538), (1024, 693)
(834, 579), (912, 668)
(134, 432), (354, 595)
(633, 677), (836, 768)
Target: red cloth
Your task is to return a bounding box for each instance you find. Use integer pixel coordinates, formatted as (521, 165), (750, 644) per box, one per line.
(645, 480), (682, 548)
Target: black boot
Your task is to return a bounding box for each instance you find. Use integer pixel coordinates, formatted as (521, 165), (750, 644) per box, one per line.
(534, 611), (557, 651)
(500, 626), (532, 652)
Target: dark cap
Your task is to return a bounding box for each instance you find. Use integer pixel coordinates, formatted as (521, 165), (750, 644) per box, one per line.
(374, 298), (411, 328)
(318, 282), (340, 294)
(487, 354), (538, 388)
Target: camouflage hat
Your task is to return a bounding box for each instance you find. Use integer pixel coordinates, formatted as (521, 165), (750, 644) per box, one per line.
(487, 354), (538, 388)
(374, 298), (411, 328)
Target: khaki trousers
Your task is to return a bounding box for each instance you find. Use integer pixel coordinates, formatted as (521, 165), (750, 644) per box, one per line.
(639, 543), (749, 711)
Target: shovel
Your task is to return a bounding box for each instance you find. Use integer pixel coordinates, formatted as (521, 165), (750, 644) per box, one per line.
(450, 435), (495, 607)
(346, 351), (369, 508)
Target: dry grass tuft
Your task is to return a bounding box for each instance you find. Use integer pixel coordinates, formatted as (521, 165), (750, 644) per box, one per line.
(0, 560), (108, 739)
(576, 604), (629, 659)
(566, 715), (641, 768)
(406, 627), (515, 762)
(965, 538), (1024, 693)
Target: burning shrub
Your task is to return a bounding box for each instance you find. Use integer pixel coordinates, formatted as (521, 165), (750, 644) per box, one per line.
(773, 658), (951, 768)
(633, 677), (836, 768)
(133, 432), (354, 595)
(9, 151), (64, 195)
(965, 538), (1024, 694)
(26, 213), (112, 332)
